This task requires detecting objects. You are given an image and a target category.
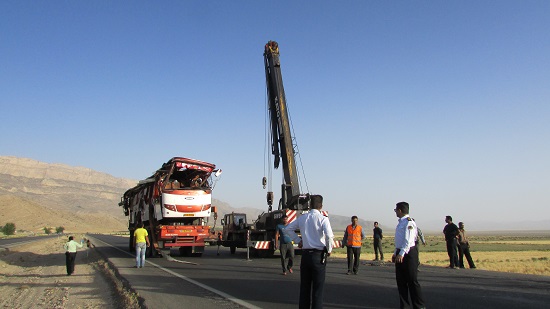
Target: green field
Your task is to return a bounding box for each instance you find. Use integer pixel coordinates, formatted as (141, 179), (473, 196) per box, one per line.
(331, 234), (550, 276)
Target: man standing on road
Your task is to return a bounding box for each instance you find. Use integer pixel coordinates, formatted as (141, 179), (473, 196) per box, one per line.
(216, 231), (222, 256)
(64, 235), (83, 275)
(285, 195), (334, 309)
(457, 222), (476, 269)
(413, 220), (427, 269)
(275, 215), (295, 275)
(343, 216), (364, 275)
(443, 215), (459, 269)
(373, 221), (384, 261)
(393, 201), (426, 309)
(134, 223), (150, 268)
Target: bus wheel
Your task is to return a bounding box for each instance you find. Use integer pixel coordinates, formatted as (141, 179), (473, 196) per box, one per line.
(129, 232), (135, 252)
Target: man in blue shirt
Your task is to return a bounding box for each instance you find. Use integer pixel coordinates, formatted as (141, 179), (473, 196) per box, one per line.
(275, 215), (295, 275)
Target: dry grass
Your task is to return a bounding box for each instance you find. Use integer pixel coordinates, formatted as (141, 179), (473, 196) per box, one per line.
(475, 240), (550, 245)
(331, 234), (550, 276)
(419, 250), (550, 276)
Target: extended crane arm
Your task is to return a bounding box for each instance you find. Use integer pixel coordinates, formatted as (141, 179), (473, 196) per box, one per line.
(264, 41), (307, 211)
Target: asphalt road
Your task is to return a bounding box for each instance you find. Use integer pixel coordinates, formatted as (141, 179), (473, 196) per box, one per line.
(87, 234), (550, 309)
(0, 234), (59, 250)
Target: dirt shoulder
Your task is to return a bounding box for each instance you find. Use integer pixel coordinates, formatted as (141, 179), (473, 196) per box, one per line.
(0, 235), (138, 309)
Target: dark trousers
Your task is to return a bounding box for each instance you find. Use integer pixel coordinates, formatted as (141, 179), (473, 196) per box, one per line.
(458, 244), (476, 268)
(346, 246), (361, 273)
(395, 247), (425, 309)
(446, 238), (459, 267)
(65, 252), (77, 275)
(280, 242), (295, 272)
(300, 250), (326, 309)
(373, 238), (384, 260)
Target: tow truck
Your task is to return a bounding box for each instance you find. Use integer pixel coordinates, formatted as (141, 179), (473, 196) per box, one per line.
(219, 41), (338, 257)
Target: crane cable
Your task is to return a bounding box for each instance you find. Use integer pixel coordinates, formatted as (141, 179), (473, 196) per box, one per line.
(263, 85), (273, 193)
(285, 99), (311, 195)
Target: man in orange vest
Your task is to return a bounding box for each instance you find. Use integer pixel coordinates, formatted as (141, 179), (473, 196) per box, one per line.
(342, 215), (365, 275)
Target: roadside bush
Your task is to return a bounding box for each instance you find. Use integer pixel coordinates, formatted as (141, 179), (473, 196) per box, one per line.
(2, 222), (16, 235)
(56, 226), (65, 234)
(43, 227), (52, 234)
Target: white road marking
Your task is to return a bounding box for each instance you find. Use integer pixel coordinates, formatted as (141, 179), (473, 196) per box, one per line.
(90, 236), (261, 309)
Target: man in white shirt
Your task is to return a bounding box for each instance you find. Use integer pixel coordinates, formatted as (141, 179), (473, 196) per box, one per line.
(64, 235), (83, 275)
(392, 201), (426, 309)
(285, 195), (334, 309)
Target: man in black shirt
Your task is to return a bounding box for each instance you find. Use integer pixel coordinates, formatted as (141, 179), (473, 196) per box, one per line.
(373, 221), (384, 261)
(443, 215), (459, 268)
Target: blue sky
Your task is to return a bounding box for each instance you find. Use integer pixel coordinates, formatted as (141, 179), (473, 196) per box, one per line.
(1, 1), (549, 231)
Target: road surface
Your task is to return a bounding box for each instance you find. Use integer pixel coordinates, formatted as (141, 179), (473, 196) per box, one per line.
(0, 234), (58, 250)
(88, 234), (550, 309)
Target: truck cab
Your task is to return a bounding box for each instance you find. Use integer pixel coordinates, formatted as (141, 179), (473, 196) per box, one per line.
(221, 213), (250, 254)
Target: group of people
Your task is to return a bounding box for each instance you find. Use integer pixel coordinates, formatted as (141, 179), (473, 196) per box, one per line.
(63, 222), (150, 276)
(275, 214), (387, 278)
(272, 197), (427, 309)
(443, 215), (476, 269)
(65, 199), (478, 309)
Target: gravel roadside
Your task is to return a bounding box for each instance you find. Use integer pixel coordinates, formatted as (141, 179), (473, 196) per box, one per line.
(0, 235), (140, 309)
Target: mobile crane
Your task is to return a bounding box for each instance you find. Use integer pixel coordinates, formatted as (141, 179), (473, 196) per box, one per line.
(219, 41), (318, 257)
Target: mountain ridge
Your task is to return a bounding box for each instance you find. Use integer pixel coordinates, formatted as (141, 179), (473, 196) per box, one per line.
(0, 156), (378, 235)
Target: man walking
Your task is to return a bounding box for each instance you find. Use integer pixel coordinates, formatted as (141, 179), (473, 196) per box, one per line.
(457, 222), (476, 269)
(443, 215), (459, 269)
(343, 216), (364, 274)
(373, 221), (384, 261)
(393, 201), (426, 309)
(275, 215), (295, 275)
(134, 223), (150, 268)
(286, 195), (334, 309)
(64, 235), (83, 275)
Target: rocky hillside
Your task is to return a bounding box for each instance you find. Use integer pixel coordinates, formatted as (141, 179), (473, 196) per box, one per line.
(0, 194), (127, 234)
(0, 156), (136, 214)
(0, 156), (138, 234)
(0, 156), (378, 235)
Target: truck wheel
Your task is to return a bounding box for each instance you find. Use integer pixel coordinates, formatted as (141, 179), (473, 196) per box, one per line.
(147, 233), (156, 258)
(257, 248), (275, 258)
(129, 232), (135, 252)
(179, 247), (192, 256)
(230, 246), (236, 254)
(266, 247), (275, 258)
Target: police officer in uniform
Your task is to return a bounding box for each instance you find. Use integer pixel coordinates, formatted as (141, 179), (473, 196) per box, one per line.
(392, 201), (426, 309)
(286, 195), (334, 309)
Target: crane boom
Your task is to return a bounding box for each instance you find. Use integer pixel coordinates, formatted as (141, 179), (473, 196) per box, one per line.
(217, 41), (315, 258)
(264, 41), (308, 211)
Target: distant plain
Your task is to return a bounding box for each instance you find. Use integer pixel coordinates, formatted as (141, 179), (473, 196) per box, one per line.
(331, 232), (550, 276)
